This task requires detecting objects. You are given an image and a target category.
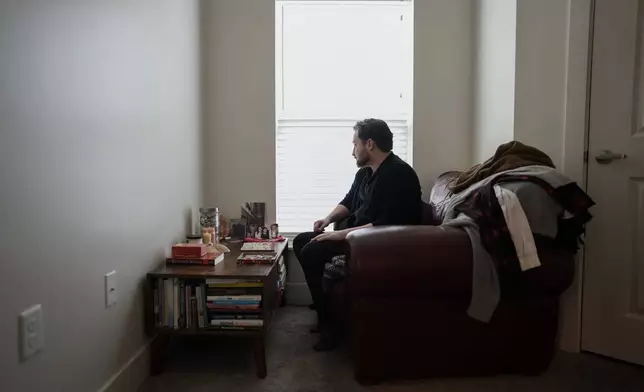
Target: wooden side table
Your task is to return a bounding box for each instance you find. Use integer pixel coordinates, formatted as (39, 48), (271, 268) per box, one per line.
(145, 240), (288, 378)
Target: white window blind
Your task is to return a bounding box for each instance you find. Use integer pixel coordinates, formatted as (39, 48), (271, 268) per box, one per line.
(276, 1), (414, 234)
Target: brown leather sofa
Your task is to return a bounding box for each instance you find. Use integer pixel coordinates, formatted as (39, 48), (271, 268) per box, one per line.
(330, 171), (576, 384)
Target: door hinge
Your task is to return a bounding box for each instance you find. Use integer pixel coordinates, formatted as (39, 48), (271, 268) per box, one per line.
(400, 15), (403, 21)
(583, 150), (589, 163)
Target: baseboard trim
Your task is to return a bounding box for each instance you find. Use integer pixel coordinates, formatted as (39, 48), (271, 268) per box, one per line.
(96, 337), (154, 392)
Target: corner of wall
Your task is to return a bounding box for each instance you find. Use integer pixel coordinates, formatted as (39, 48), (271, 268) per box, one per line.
(96, 339), (153, 392)
(470, 0), (482, 166)
(199, 0), (210, 208)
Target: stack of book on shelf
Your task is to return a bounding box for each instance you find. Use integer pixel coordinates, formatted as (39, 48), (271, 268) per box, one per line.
(237, 242), (277, 265)
(205, 279), (264, 330)
(153, 278), (208, 329)
(152, 278), (265, 330)
(166, 243), (224, 266)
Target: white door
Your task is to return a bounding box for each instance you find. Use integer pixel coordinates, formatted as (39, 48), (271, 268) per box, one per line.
(582, 0), (644, 365)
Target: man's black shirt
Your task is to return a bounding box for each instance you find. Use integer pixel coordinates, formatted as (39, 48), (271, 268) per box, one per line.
(339, 153), (422, 228)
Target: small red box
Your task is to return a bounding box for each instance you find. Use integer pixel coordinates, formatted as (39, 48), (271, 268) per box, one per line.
(172, 243), (206, 259)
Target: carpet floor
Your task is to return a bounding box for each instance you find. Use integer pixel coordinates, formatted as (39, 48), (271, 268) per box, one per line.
(138, 306), (644, 392)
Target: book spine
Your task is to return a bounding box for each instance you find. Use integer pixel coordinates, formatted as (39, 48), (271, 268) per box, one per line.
(188, 284), (193, 328)
(181, 281), (187, 328)
(166, 258), (219, 266)
(208, 326), (248, 331)
(208, 300), (260, 305)
(210, 313), (262, 320)
(153, 281), (159, 325)
(190, 284), (194, 328)
(195, 286), (204, 328)
(207, 305), (260, 310)
(173, 279), (179, 329)
(191, 297), (197, 329)
(207, 295), (262, 301)
(210, 319), (263, 327)
(201, 283), (207, 328)
(159, 278), (165, 326)
(186, 284), (191, 328)
(164, 279), (173, 327)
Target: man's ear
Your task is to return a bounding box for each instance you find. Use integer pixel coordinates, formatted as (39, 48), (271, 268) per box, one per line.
(366, 139), (375, 151)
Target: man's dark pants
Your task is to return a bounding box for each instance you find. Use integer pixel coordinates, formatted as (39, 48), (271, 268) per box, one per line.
(293, 232), (345, 323)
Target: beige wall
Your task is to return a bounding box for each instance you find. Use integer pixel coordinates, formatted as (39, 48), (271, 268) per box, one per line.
(0, 1), (202, 391)
(472, 0), (517, 163)
(202, 0), (474, 210)
(514, 0), (571, 170)
(201, 0), (277, 222)
(413, 0), (474, 195)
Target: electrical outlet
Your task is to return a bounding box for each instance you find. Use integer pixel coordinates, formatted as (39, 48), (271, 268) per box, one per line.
(105, 270), (117, 308)
(19, 304), (43, 361)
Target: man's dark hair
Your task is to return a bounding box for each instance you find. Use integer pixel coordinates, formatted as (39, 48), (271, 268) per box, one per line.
(353, 118), (393, 152)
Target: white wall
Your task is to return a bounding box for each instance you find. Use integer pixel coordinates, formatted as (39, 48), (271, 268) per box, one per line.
(0, 1), (202, 391)
(472, 0), (517, 163)
(201, 0), (276, 223)
(413, 0), (473, 194)
(473, 0), (578, 171)
(514, 0), (571, 169)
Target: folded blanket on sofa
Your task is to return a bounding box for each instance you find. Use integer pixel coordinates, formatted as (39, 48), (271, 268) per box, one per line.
(448, 141), (555, 193)
(442, 165), (594, 322)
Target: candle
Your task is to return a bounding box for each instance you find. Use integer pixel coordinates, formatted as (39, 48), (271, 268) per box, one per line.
(202, 232), (212, 245)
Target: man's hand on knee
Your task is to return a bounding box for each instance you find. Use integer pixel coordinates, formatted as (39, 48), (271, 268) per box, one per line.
(311, 230), (347, 242)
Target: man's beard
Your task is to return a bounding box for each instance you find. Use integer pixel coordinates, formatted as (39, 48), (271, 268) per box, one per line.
(356, 155), (369, 167)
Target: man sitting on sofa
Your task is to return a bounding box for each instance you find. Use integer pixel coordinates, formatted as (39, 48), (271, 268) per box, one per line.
(294, 118), (423, 351)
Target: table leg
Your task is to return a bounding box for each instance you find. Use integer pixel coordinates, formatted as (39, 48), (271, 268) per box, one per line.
(150, 333), (170, 375)
(254, 335), (267, 378)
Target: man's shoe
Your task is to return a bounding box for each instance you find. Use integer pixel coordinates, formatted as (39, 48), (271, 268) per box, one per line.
(312, 323), (339, 351)
(308, 304), (316, 310)
(312, 333), (338, 352)
(309, 316), (323, 333)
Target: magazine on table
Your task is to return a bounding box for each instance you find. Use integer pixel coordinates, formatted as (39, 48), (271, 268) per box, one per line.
(237, 253), (277, 264)
(240, 242), (276, 252)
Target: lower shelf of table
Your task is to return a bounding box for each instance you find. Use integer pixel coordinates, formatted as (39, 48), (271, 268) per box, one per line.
(154, 327), (265, 337)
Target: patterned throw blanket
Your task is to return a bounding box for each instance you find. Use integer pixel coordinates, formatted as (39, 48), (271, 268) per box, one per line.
(323, 255), (347, 290)
(449, 141), (555, 193)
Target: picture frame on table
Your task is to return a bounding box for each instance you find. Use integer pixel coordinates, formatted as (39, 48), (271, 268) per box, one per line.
(247, 223), (257, 239)
(241, 202), (266, 227)
(269, 223), (279, 239)
(229, 218), (247, 241)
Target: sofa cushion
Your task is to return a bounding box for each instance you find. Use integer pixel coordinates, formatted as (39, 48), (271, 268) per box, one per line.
(429, 171), (460, 223)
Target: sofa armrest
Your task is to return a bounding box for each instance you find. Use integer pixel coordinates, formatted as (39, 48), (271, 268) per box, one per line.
(345, 225), (473, 298)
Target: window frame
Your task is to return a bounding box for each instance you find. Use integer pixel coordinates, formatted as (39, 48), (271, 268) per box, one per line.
(275, 0), (414, 235)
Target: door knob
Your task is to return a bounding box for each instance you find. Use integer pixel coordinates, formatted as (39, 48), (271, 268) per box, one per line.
(595, 150), (627, 164)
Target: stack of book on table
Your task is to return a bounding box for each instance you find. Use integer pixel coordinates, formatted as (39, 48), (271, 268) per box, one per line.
(166, 243), (224, 266)
(205, 279), (264, 330)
